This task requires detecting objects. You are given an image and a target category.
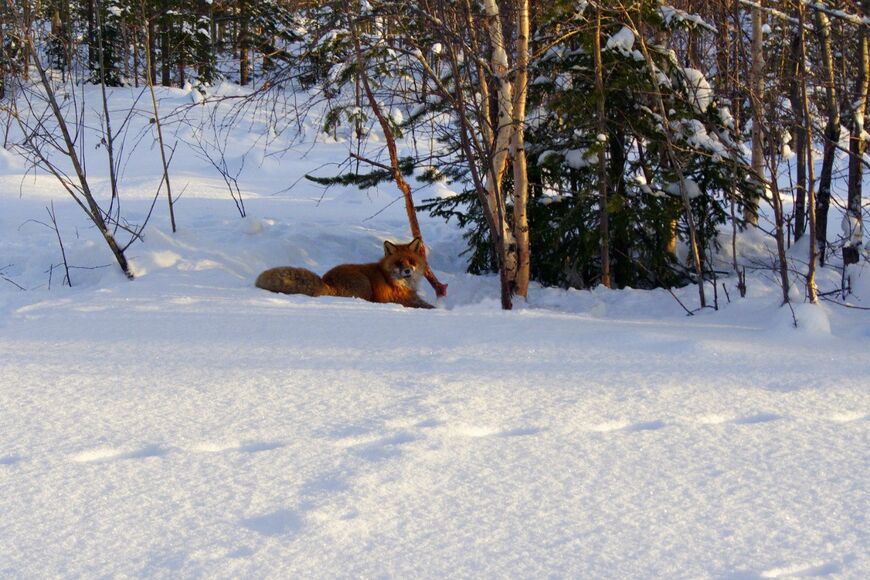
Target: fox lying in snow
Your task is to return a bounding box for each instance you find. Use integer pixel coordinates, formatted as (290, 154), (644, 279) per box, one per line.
(255, 238), (435, 309)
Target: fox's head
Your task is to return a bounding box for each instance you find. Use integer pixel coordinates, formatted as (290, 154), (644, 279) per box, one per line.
(381, 238), (428, 287)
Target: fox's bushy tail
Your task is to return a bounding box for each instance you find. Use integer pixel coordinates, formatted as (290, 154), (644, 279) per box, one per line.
(255, 267), (335, 296)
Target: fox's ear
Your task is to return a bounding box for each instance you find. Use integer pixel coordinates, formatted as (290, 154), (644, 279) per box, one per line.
(409, 237), (425, 256)
(384, 240), (398, 255)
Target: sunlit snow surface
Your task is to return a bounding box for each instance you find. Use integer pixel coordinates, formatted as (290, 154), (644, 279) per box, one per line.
(1, 84), (868, 578)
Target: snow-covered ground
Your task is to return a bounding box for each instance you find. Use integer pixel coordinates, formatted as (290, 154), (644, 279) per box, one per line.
(1, 84), (868, 578)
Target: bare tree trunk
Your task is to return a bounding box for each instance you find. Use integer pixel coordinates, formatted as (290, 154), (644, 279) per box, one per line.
(594, 5), (611, 288)
(746, 3), (765, 226)
(87, 0), (96, 73)
(788, 31), (807, 241)
(483, 0), (517, 309)
(728, 0), (743, 278)
(239, 1), (250, 86)
(142, 1), (177, 233)
(20, 0), (32, 80)
(13, 27), (133, 278)
(766, 129), (791, 305)
(799, 4), (818, 303)
(411, 27), (507, 304)
(813, 9), (840, 266)
(511, 0), (531, 299)
(94, 1), (120, 209)
(132, 21), (139, 87)
(350, 24), (447, 298)
(845, 0), (869, 259)
(161, 11), (171, 86)
(178, 38), (186, 87)
(147, 16), (156, 85)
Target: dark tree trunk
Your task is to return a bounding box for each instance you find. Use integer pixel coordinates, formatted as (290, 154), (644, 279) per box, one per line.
(594, 7), (611, 288)
(239, 1), (250, 86)
(147, 17), (157, 85)
(788, 32), (807, 241)
(608, 128), (630, 287)
(161, 10), (171, 86)
(845, 1), (869, 253)
(86, 0), (95, 77)
(813, 11), (840, 266)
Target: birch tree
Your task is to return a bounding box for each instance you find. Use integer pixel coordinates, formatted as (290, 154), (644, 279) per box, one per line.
(844, 0), (869, 266)
(813, 8), (840, 267)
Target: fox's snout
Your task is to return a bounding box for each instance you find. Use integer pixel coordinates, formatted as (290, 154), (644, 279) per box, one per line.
(395, 264), (416, 279)
(389, 256), (421, 281)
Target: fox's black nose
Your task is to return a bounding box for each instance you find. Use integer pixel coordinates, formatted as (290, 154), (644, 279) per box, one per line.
(403, 268), (412, 276)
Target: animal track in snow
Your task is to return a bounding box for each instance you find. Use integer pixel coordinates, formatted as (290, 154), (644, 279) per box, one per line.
(759, 559), (843, 577)
(587, 420), (666, 433)
(497, 427), (546, 437)
(70, 444), (167, 463)
(237, 441), (285, 453)
(452, 425), (544, 438)
(695, 413), (783, 426)
(351, 432), (418, 461)
(0, 455), (22, 466)
(623, 420), (666, 432)
(188, 440), (285, 454)
(733, 413), (782, 425)
(239, 509), (303, 537)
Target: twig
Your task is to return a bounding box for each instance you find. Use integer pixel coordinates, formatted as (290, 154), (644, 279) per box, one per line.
(0, 274), (25, 291)
(46, 202), (72, 287)
(613, 249), (694, 316)
(820, 296), (870, 310)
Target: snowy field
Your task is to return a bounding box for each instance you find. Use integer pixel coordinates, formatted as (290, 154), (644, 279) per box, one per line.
(1, 84), (868, 578)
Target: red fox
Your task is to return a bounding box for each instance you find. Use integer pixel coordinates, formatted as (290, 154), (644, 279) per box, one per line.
(255, 238), (435, 309)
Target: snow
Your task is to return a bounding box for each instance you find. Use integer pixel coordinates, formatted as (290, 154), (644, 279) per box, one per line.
(664, 178), (702, 199)
(605, 27), (635, 56)
(842, 213), (863, 246)
(0, 83), (868, 578)
(682, 67), (713, 113)
(564, 148), (592, 169)
(659, 6), (716, 33)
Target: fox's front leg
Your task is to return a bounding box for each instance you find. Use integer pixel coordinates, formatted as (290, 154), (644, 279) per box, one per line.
(403, 296), (435, 309)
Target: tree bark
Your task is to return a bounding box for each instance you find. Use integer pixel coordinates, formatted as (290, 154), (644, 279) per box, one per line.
(142, 5), (177, 233)
(18, 30), (133, 279)
(511, 0), (531, 298)
(350, 21), (446, 297)
(799, 4), (818, 302)
(788, 31), (807, 241)
(767, 132), (791, 305)
(239, 1), (250, 86)
(147, 14), (157, 85)
(746, 4), (765, 226)
(594, 6), (611, 288)
(161, 8), (171, 86)
(845, 0), (869, 255)
(813, 9), (840, 266)
(483, 0), (517, 308)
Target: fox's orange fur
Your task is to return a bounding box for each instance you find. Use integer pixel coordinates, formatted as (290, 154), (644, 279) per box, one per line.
(255, 238), (434, 309)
